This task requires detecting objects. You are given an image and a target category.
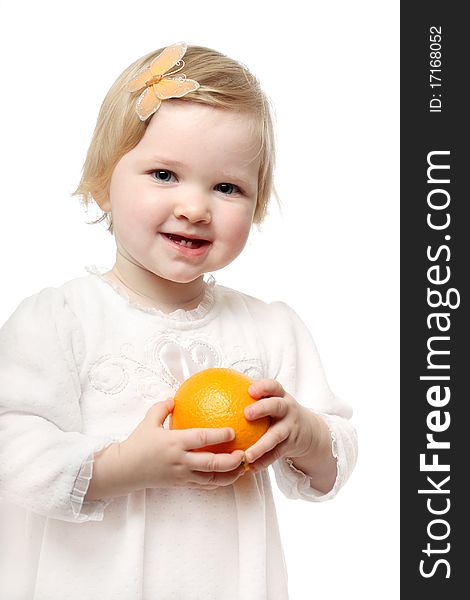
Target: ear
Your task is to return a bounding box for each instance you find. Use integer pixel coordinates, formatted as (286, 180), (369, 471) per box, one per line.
(93, 186), (112, 213)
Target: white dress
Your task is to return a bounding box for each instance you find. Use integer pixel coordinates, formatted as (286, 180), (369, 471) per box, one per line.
(0, 268), (357, 600)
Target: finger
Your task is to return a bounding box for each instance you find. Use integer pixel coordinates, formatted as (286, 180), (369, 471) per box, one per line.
(244, 425), (289, 464)
(187, 449), (245, 473)
(188, 484), (219, 491)
(246, 447), (283, 472)
(146, 397), (175, 426)
(189, 464), (246, 487)
(181, 427), (235, 451)
(248, 379), (285, 400)
(244, 396), (287, 420)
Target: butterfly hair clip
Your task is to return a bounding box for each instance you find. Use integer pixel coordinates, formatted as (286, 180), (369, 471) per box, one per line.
(126, 41), (200, 121)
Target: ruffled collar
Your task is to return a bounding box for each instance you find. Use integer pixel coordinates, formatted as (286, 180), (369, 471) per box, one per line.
(86, 265), (216, 322)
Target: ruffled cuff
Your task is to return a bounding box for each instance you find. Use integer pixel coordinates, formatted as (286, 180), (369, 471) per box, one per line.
(320, 412), (357, 490)
(273, 412), (357, 502)
(70, 440), (116, 522)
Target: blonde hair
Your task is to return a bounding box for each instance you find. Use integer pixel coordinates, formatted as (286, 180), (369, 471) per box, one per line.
(73, 44), (276, 231)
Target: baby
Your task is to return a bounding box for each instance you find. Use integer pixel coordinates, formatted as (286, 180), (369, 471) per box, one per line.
(0, 42), (357, 599)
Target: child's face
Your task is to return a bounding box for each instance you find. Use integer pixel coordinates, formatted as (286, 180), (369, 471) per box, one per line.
(105, 101), (260, 284)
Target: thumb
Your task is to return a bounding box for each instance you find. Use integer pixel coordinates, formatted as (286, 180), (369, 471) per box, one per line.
(146, 397), (175, 426)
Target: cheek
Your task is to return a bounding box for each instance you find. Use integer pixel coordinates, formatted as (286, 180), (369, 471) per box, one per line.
(112, 200), (143, 233)
(220, 207), (254, 251)
(111, 185), (162, 229)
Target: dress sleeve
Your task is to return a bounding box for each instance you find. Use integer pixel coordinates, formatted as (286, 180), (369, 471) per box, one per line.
(0, 287), (114, 522)
(265, 302), (358, 502)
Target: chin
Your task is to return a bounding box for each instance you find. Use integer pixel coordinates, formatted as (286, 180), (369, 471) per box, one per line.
(159, 270), (205, 285)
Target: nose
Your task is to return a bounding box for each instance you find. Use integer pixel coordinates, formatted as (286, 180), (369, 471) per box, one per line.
(173, 193), (211, 224)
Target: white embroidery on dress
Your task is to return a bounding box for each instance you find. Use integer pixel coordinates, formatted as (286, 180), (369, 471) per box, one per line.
(88, 335), (265, 397)
(230, 358), (264, 380)
(88, 350), (157, 396)
(153, 337), (221, 388)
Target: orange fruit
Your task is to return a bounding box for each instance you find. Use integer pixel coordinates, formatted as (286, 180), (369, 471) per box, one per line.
(171, 368), (270, 453)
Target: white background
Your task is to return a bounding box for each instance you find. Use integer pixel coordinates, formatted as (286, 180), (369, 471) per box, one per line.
(0, 1), (399, 598)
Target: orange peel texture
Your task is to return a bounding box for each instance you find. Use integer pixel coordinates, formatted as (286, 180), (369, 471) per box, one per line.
(171, 368), (270, 453)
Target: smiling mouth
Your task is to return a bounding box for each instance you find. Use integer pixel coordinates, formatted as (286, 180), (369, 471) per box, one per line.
(162, 233), (211, 249)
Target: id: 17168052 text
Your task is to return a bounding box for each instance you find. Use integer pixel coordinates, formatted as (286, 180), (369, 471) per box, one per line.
(429, 26), (442, 113)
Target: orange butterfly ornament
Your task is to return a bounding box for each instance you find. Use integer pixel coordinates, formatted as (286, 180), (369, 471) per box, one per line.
(126, 41), (200, 121)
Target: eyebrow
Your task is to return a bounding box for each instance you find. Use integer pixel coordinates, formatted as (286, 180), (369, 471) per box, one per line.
(148, 156), (187, 168)
(218, 171), (256, 190)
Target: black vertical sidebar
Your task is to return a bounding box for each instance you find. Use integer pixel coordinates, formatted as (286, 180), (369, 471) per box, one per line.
(401, 3), (468, 597)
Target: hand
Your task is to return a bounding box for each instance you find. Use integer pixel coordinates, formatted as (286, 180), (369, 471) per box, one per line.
(243, 379), (320, 472)
(119, 398), (246, 492)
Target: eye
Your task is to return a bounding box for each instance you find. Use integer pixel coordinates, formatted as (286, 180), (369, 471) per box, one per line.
(152, 169), (177, 183)
(215, 182), (240, 195)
